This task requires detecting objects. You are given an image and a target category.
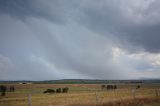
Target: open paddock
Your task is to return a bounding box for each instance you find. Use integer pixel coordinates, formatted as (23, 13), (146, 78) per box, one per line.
(0, 83), (160, 106)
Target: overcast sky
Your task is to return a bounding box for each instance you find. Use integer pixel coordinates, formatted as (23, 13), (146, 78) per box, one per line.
(0, 0), (160, 80)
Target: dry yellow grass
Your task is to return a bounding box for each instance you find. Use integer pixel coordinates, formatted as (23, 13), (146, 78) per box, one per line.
(0, 84), (160, 106)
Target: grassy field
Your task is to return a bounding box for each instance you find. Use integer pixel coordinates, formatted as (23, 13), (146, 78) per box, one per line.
(0, 83), (160, 106)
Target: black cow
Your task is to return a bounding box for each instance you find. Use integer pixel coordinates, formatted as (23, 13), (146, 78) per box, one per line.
(56, 88), (61, 93)
(0, 85), (7, 96)
(43, 89), (55, 94)
(101, 85), (106, 90)
(101, 85), (117, 90)
(136, 85), (140, 89)
(62, 87), (69, 93)
(9, 86), (15, 92)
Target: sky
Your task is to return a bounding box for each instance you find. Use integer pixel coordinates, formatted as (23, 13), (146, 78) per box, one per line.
(0, 0), (160, 80)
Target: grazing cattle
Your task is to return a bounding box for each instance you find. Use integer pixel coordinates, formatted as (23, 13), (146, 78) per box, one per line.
(62, 87), (69, 93)
(9, 86), (15, 92)
(56, 88), (61, 93)
(113, 85), (117, 89)
(136, 85), (140, 89)
(44, 88), (69, 94)
(43, 89), (55, 94)
(101, 85), (106, 90)
(101, 85), (117, 90)
(0, 85), (7, 96)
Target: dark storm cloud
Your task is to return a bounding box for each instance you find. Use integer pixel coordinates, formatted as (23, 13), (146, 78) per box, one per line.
(124, 25), (160, 52)
(75, 0), (160, 53)
(1, 0), (160, 52)
(0, 0), (160, 80)
(0, 0), (71, 24)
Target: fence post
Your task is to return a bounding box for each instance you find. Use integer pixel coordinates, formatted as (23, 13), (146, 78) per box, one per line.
(28, 94), (31, 106)
(132, 89), (136, 99)
(95, 92), (99, 104)
(155, 89), (159, 97)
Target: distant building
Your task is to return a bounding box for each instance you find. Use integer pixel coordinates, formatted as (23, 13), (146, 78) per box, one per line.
(19, 82), (32, 84)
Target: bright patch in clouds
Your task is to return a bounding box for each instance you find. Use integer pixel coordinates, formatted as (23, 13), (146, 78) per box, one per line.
(112, 47), (160, 78)
(0, 0), (160, 80)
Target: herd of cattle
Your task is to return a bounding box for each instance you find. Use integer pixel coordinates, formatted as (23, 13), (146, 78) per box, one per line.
(0, 84), (141, 96)
(101, 84), (140, 90)
(0, 85), (69, 96)
(101, 84), (117, 90)
(44, 87), (69, 93)
(0, 85), (15, 96)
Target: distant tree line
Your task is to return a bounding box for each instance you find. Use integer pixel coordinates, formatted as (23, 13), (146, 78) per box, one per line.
(101, 85), (117, 90)
(0, 85), (15, 96)
(44, 87), (69, 94)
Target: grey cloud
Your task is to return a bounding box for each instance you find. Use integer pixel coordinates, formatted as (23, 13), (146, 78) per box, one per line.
(124, 25), (160, 53)
(0, 0), (72, 24)
(0, 54), (13, 71)
(75, 0), (160, 53)
(0, 54), (15, 80)
(26, 18), (128, 79)
(0, 0), (160, 80)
